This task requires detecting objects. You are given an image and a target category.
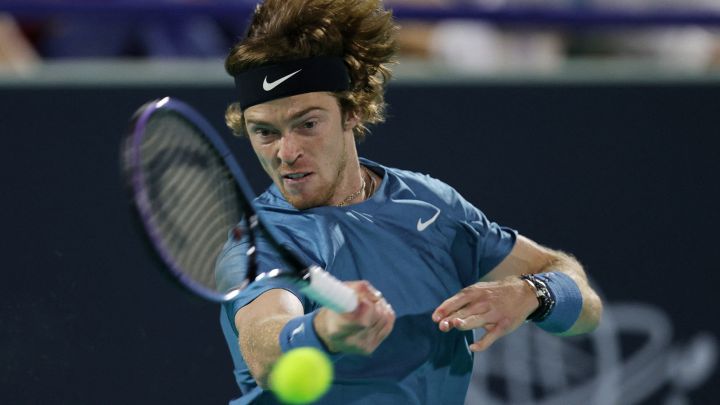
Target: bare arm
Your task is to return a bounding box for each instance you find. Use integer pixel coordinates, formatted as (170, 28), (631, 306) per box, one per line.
(482, 234), (603, 335)
(234, 289), (303, 388)
(235, 282), (395, 388)
(432, 234), (603, 351)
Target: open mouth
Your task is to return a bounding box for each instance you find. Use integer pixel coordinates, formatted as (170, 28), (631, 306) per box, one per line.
(282, 172), (313, 183)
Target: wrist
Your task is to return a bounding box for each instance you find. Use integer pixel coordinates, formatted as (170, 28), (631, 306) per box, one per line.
(312, 308), (339, 354)
(519, 272), (583, 334)
(517, 276), (541, 319)
(279, 311), (334, 355)
(519, 273), (555, 322)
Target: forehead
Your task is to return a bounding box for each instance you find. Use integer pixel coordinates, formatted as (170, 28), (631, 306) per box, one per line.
(244, 92), (340, 122)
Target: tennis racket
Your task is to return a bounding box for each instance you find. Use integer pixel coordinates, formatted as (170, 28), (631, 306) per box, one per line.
(122, 97), (358, 313)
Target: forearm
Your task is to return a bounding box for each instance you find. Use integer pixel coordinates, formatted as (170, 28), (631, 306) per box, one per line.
(236, 283), (396, 388)
(482, 235), (603, 336)
(434, 235), (602, 350)
(234, 289), (305, 388)
(237, 313), (293, 388)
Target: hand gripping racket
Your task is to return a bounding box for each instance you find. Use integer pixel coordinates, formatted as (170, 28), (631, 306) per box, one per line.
(122, 97), (357, 313)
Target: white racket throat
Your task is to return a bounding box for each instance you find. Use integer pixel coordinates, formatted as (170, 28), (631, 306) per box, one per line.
(300, 265), (358, 313)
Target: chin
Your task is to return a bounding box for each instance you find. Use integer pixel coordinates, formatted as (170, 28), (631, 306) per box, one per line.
(282, 191), (324, 210)
(278, 181), (334, 210)
(286, 197), (323, 210)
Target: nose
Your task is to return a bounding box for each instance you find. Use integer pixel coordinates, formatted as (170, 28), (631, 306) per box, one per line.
(277, 132), (302, 165)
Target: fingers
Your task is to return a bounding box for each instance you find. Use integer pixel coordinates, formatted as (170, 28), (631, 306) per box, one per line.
(432, 290), (472, 324)
(469, 319), (510, 352)
(446, 312), (491, 331)
(432, 284), (492, 329)
(345, 281), (390, 322)
(366, 298), (395, 346)
(436, 302), (491, 332)
(342, 298), (394, 354)
(433, 280), (530, 343)
(321, 280), (394, 355)
(346, 280), (384, 303)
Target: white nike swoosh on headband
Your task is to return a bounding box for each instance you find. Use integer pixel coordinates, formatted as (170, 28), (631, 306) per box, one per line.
(263, 69), (302, 91)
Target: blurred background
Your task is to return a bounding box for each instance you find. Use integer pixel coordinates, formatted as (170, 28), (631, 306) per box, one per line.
(4, 0), (720, 76)
(2, 1), (719, 404)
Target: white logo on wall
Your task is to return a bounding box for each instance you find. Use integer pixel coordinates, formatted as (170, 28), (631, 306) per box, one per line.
(465, 302), (718, 405)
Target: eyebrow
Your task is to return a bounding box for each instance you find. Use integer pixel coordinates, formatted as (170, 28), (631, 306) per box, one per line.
(245, 106), (326, 127)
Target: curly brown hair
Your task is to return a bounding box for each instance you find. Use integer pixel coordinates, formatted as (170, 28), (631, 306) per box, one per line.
(224, 0), (397, 140)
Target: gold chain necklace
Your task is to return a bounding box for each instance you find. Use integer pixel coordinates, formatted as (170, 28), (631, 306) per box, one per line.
(335, 169), (366, 207)
(365, 167), (376, 198)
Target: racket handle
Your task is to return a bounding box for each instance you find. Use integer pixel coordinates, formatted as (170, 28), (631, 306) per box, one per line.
(301, 265), (358, 313)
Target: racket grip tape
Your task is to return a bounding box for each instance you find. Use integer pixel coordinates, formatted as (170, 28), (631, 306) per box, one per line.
(300, 266), (358, 313)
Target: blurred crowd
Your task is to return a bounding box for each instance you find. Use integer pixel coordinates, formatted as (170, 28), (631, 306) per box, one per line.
(391, 0), (720, 72)
(0, 13), (39, 71)
(2, 0), (720, 74)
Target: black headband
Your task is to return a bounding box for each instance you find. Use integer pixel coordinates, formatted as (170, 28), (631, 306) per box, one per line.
(233, 56), (350, 110)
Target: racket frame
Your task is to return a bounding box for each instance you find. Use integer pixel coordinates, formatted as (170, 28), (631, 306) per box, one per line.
(124, 97), (358, 313)
(126, 97), (258, 302)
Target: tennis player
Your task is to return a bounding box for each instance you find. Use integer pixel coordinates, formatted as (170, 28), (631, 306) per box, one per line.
(216, 1), (603, 403)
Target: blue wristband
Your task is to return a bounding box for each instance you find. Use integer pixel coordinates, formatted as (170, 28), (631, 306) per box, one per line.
(279, 311), (332, 354)
(535, 272), (583, 334)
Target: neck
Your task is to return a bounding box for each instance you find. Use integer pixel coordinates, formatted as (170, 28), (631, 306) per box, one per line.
(335, 163), (367, 207)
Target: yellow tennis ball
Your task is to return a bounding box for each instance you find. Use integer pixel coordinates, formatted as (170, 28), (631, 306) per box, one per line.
(269, 347), (333, 404)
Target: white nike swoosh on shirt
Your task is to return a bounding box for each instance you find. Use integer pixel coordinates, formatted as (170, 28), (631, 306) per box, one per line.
(263, 69), (302, 91)
(417, 208), (441, 232)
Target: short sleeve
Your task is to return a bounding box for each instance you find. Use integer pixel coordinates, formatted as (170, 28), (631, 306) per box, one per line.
(215, 226), (308, 335)
(459, 216), (517, 278)
(437, 181), (517, 281)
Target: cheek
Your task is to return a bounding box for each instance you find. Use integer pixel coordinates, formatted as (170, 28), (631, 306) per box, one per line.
(251, 143), (277, 176)
(313, 147), (337, 177)
(317, 130), (347, 165)
(257, 155), (273, 176)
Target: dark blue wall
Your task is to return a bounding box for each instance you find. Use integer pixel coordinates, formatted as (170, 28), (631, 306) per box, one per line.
(2, 82), (718, 404)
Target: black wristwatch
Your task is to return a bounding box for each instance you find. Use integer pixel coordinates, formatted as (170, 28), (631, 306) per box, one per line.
(520, 274), (556, 322)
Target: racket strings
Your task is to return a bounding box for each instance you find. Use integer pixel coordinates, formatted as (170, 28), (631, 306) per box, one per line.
(140, 112), (241, 291)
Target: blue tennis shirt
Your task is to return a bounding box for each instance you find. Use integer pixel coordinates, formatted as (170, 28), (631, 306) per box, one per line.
(217, 158), (516, 404)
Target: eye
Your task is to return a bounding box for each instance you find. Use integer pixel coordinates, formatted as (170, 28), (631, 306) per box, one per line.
(302, 120), (317, 130)
(252, 127), (276, 140)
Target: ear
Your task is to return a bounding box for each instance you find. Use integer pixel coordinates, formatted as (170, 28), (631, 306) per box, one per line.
(342, 110), (359, 132)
